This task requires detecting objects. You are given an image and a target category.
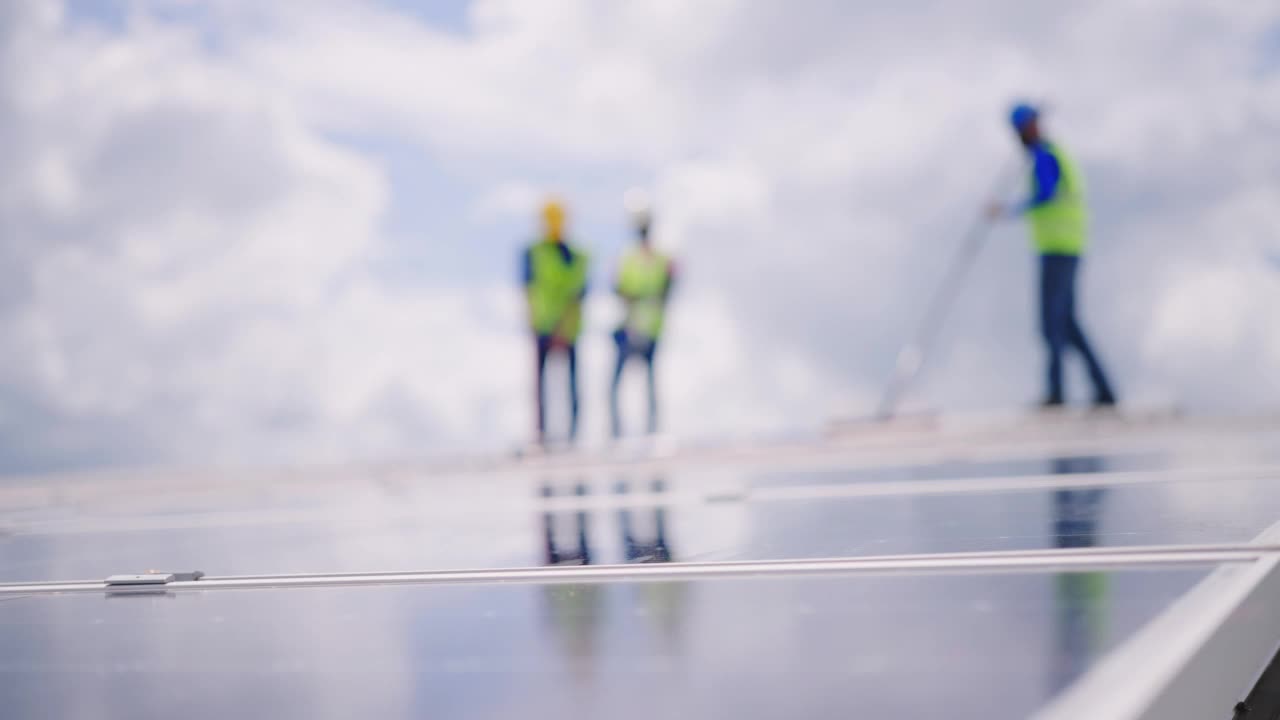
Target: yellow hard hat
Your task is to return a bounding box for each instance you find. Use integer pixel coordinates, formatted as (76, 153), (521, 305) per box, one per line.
(541, 198), (567, 238)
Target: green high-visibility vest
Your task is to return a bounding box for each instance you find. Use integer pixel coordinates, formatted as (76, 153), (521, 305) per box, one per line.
(1028, 143), (1089, 256)
(528, 240), (589, 342)
(617, 249), (672, 340)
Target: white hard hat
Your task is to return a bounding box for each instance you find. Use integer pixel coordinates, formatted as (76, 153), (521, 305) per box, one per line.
(624, 188), (652, 227)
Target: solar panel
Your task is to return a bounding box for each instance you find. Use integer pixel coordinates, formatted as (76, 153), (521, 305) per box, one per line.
(1, 413), (1278, 718)
(0, 567), (1219, 719)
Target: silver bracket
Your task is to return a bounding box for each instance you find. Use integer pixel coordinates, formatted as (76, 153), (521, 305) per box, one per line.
(103, 571), (203, 594)
(106, 574), (175, 586)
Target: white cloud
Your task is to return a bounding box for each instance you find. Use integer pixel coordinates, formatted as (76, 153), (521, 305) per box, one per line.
(471, 181), (542, 222)
(0, 0), (1278, 472)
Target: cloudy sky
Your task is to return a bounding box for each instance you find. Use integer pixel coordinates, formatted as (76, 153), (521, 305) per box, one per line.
(1, 0), (1278, 474)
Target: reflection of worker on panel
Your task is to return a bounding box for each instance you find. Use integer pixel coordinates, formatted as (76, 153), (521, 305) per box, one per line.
(539, 478), (675, 565)
(538, 480), (603, 689)
(610, 191), (676, 439)
(617, 476), (688, 662)
(523, 199), (590, 446)
(1048, 456), (1109, 696)
(616, 477), (674, 563)
(537, 477), (687, 675)
(540, 482), (592, 566)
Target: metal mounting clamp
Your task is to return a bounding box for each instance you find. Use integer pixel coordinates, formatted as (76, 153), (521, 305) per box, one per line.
(103, 571), (204, 594)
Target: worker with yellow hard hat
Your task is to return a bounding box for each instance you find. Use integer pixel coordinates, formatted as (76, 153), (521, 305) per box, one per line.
(522, 198), (590, 445)
(609, 191), (676, 438)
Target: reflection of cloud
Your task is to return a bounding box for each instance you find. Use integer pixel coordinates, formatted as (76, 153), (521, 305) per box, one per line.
(3, 1), (1280, 471)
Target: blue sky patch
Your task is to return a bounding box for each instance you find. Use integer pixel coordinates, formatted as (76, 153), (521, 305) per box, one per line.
(380, 0), (473, 36)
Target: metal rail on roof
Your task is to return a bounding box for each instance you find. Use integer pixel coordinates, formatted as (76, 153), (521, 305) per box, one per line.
(0, 542), (1277, 597)
(1036, 520), (1280, 720)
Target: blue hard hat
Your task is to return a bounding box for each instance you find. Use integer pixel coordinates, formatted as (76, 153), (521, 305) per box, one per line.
(1009, 103), (1039, 129)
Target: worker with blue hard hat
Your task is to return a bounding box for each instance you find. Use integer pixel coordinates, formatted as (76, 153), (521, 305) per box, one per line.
(988, 103), (1118, 409)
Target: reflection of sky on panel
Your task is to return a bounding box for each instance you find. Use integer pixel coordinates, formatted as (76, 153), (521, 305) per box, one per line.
(748, 451), (1168, 488)
(0, 567), (1210, 719)
(2, 452), (1280, 582)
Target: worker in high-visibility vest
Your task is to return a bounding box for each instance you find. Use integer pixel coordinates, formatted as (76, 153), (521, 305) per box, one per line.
(522, 199), (590, 444)
(609, 198), (675, 438)
(989, 104), (1118, 409)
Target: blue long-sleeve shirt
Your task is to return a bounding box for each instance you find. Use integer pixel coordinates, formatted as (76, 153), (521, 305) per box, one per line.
(1013, 142), (1061, 214)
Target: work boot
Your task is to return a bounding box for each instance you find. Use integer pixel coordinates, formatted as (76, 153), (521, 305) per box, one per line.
(1039, 397), (1066, 410)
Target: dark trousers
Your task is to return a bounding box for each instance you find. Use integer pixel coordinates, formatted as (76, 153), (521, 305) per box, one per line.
(1039, 255), (1115, 403)
(535, 336), (578, 443)
(610, 330), (657, 438)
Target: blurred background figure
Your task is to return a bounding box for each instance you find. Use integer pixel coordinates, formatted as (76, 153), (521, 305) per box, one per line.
(610, 190), (676, 439)
(988, 104), (1118, 410)
(523, 199), (590, 446)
